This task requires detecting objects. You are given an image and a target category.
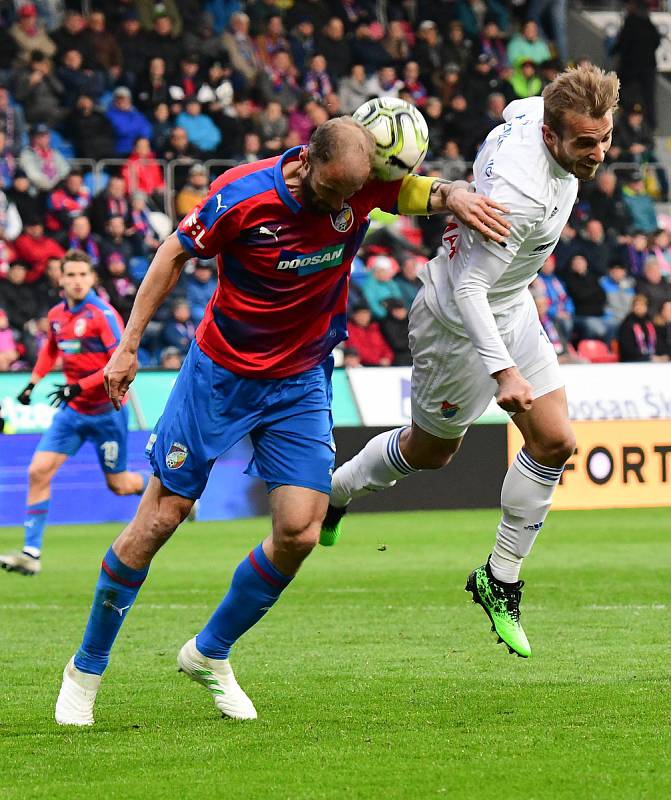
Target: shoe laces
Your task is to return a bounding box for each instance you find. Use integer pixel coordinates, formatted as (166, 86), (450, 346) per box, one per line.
(492, 578), (524, 622)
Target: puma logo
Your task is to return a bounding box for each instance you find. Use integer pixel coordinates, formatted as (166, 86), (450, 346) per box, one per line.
(103, 599), (131, 617)
(259, 225), (282, 241)
(215, 194), (227, 213)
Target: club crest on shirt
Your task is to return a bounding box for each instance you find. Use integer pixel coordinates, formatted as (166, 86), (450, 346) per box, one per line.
(166, 441), (188, 469)
(74, 318), (86, 337)
(331, 203), (354, 233)
(440, 400), (459, 419)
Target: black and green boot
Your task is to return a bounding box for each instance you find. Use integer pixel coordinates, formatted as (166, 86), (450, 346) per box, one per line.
(465, 559), (531, 658)
(319, 503), (348, 547)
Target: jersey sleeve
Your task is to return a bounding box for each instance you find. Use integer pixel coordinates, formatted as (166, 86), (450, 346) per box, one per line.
(78, 305), (124, 392)
(359, 177), (405, 215)
(177, 180), (246, 259)
(452, 178), (545, 375)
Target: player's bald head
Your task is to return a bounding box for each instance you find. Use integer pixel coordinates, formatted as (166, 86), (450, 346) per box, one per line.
(308, 117), (375, 179)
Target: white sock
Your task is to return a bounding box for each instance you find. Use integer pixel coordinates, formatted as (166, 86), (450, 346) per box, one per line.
(330, 427), (417, 508)
(22, 546), (41, 559)
(489, 449), (564, 584)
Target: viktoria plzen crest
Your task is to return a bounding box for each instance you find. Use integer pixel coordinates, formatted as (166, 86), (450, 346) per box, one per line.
(166, 441), (188, 469)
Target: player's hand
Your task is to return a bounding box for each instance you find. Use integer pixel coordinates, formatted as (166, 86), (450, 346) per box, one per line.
(443, 183), (510, 244)
(48, 383), (82, 407)
(17, 382), (35, 405)
(493, 367), (533, 413)
(104, 344), (138, 410)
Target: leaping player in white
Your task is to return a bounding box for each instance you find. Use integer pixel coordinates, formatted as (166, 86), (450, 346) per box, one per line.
(320, 65), (620, 658)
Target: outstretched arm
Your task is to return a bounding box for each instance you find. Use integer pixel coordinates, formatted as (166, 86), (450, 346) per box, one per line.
(104, 233), (191, 409)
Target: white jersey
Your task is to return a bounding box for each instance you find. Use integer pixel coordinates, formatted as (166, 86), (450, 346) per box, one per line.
(420, 96), (579, 375)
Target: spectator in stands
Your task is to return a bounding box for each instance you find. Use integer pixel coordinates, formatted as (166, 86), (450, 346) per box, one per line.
(345, 304), (393, 367)
(379, 298), (411, 366)
(254, 101), (287, 157)
(365, 66), (403, 100)
(611, 102), (668, 200)
(172, 53), (205, 103)
(240, 131), (262, 163)
(162, 299), (196, 355)
(443, 21), (473, 73)
(537, 254), (574, 342)
(145, 11), (183, 66)
(402, 61), (427, 107)
(582, 168), (629, 239)
(37, 255), (63, 311)
(467, 55), (509, 110)
(600, 263), (636, 334)
(479, 15), (510, 73)
(529, 0), (568, 65)
(350, 22), (392, 73)
(97, 251), (138, 324)
(65, 94), (117, 162)
(618, 293), (662, 362)
(438, 62), (466, 109)
(100, 215), (136, 265)
(151, 103), (173, 153)
(338, 64), (369, 115)
(0, 307), (20, 371)
(135, 57), (172, 115)
(65, 215), (101, 265)
(564, 253), (610, 342)
(637, 257), (671, 317)
(89, 176), (130, 236)
(648, 228), (671, 278)
(575, 219), (614, 278)
(0, 260), (43, 360)
(256, 15), (291, 67)
(175, 97), (221, 154)
(258, 49), (301, 109)
(197, 61), (235, 116)
(0, 131), (16, 190)
(222, 12), (262, 90)
(175, 164), (209, 217)
(509, 58), (542, 100)
(159, 126), (202, 190)
(121, 137), (165, 204)
(611, 0), (661, 128)
(382, 20), (411, 67)
(139, 1), (183, 37)
(13, 50), (65, 127)
(186, 261), (217, 325)
(303, 54), (333, 102)
(0, 85), (27, 156)
(507, 20), (551, 67)
(87, 10), (122, 77)
(53, 10), (95, 67)
(361, 255), (404, 320)
(532, 289), (582, 364)
(444, 94), (482, 160)
(395, 255), (424, 310)
(5, 168), (43, 225)
(9, 4), (57, 67)
(46, 168), (90, 233)
(0, 228), (17, 279)
(107, 87), (153, 157)
(58, 48), (104, 107)
(183, 11), (230, 65)
(117, 10), (149, 90)
(621, 170), (658, 235)
(289, 18), (315, 74)
(414, 20), (444, 91)
(128, 192), (162, 256)
(13, 219), (64, 282)
(159, 345), (183, 369)
(618, 230), (650, 278)
(19, 123), (69, 191)
(654, 299), (671, 359)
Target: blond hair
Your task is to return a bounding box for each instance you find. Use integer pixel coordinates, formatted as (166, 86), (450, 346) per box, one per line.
(543, 64), (620, 135)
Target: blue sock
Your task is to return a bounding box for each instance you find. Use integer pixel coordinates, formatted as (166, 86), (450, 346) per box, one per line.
(23, 499), (49, 555)
(196, 543), (292, 660)
(74, 545), (149, 675)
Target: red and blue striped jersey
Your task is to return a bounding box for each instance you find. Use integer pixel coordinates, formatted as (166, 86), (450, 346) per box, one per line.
(177, 147), (403, 378)
(34, 290), (124, 414)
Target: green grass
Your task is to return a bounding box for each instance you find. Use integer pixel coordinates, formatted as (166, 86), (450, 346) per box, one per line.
(0, 508), (669, 799)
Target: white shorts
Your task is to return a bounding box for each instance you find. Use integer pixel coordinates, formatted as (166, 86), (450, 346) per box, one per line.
(408, 289), (564, 439)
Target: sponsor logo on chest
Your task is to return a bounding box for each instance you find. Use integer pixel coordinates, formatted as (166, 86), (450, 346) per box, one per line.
(276, 243), (346, 275)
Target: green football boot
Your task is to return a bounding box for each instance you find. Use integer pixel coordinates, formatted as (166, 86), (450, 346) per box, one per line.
(465, 559), (531, 658)
(319, 503), (348, 547)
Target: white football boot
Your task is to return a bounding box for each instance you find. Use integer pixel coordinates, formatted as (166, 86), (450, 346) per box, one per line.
(177, 637), (257, 720)
(0, 551), (41, 576)
(55, 657), (101, 726)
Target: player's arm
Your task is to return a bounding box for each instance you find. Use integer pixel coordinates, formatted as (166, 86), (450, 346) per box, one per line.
(16, 325), (59, 405)
(397, 174), (511, 243)
(452, 187), (544, 413)
(105, 233), (191, 409)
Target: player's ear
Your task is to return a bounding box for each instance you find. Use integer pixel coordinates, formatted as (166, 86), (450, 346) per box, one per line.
(541, 124), (557, 148)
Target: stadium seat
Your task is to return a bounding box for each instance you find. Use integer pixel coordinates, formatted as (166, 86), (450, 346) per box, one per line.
(577, 339), (619, 363)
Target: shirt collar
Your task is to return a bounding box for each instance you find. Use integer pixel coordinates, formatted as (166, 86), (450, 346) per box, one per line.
(66, 289), (96, 314)
(274, 146), (303, 214)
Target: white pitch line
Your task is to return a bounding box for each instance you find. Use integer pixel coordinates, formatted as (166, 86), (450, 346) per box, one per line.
(585, 604), (667, 611)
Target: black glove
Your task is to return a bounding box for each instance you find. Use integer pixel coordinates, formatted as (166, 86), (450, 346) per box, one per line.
(48, 383), (83, 407)
(17, 382), (35, 405)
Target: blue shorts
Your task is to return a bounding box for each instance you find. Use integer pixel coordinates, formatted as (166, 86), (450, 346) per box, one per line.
(146, 342), (335, 500)
(37, 405), (129, 474)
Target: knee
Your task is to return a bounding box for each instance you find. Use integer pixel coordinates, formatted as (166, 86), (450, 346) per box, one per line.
(275, 518), (321, 559)
(534, 431), (576, 466)
(28, 461), (51, 485)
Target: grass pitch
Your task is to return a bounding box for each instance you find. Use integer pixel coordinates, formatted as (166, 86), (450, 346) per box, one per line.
(0, 508), (669, 799)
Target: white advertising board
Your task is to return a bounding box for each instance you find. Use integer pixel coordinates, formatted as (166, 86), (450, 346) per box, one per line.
(347, 363), (671, 427)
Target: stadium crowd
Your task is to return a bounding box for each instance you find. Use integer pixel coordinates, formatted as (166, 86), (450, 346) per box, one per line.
(0, 0), (670, 374)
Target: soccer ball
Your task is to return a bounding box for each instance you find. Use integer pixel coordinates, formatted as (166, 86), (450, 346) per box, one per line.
(353, 97), (430, 181)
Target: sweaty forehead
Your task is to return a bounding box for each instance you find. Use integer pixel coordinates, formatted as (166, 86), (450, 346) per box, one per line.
(564, 111), (613, 140)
